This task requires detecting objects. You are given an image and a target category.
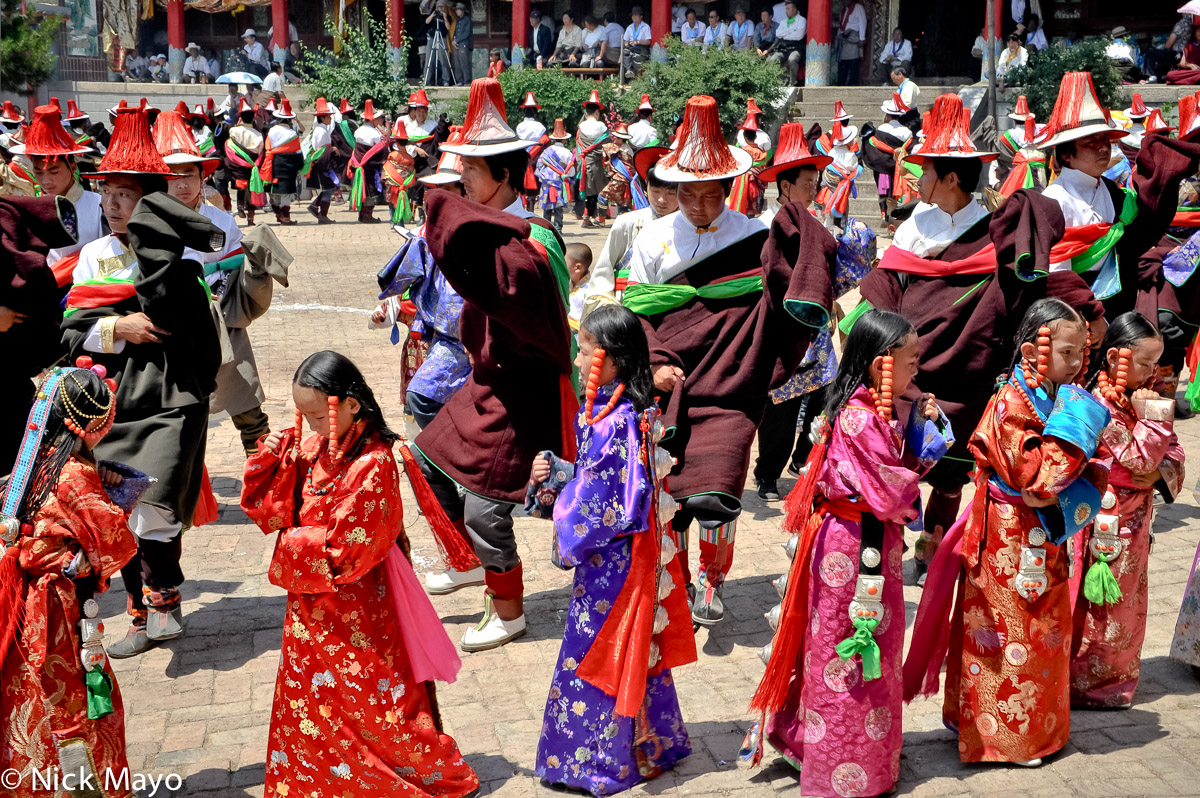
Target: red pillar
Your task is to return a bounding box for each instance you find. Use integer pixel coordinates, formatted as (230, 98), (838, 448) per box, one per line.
(994, 0), (1003, 36)
(651, 0), (669, 41)
(388, 0), (405, 76)
(513, 0), (530, 49)
(271, 0), (290, 63)
(167, 0), (185, 84)
(805, 0), (831, 85)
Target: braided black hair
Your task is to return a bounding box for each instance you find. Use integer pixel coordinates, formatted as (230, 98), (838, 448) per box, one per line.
(580, 304), (656, 412)
(293, 351), (400, 457)
(1085, 311), (1161, 391)
(824, 309), (915, 421)
(1006, 297), (1087, 378)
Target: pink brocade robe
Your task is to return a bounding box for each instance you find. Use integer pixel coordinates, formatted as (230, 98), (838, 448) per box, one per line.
(1, 459), (137, 797)
(944, 383), (1108, 763)
(767, 387), (944, 798)
(243, 430), (479, 798)
(1070, 394), (1183, 708)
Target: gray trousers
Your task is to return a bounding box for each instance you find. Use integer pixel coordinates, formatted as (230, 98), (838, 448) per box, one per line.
(452, 46), (472, 84)
(418, 454), (518, 573)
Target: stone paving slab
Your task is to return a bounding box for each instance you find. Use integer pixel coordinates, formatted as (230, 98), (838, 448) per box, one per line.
(103, 202), (1200, 797)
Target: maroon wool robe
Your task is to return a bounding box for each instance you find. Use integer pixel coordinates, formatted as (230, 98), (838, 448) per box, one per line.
(637, 203), (831, 501)
(858, 189), (1104, 464)
(416, 191), (574, 503)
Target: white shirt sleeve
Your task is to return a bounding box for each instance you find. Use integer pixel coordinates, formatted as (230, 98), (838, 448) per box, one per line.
(82, 321), (127, 354)
(626, 235), (658, 286)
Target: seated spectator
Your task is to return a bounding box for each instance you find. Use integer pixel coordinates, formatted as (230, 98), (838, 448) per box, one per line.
(183, 43), (208, 84)
(206, 49), (222, 81)
(875, 26), (912, 85)
(972, 27), (1003, 81)
(770, 0), (805, 85)
(284, 42), (306, 83)
(488, 48), (507, 77)
(149, 54), (169, 83)
(703, 10), (727, 51)
(622, 7), (652, 81)
(124, 49), (144, 81)
(891, 64), (920, 109)
(242, 29), (270, 77)
(262, 61), (285, 93)
(996, 32), (1028, 88)
(550, 10), (584, 65)
(672, 1), (688, 34)
(526, 9), (555, 67)
(727, 8), (754, 51)
(604, 12), (623, 59)
(1024, 14), (1048, 51)
(1148, 15), (1192, 82)
(681, 8), (706, 47)
(580, 15), (617, 67)
(755, 7), (777, 55)
(1167, 24), (1200, 84)
(1108, 25), (1142, 79)
(1060, 21), (1082, 48)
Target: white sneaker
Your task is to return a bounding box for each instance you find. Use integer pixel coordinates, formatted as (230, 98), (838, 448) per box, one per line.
(1013, 758), (1043, 768)
(461, 607), (526, 652)
(424, 566), (485, 595)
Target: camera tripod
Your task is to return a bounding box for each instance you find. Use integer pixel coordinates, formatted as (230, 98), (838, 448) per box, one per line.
(423, 26), (457, 86)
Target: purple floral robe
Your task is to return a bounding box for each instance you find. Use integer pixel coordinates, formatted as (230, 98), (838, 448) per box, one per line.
(767, 386), (948, 798)
(536, 384), (690, 795)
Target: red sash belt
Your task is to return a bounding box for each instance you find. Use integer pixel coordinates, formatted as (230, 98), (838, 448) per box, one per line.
(878, 221), (1111, 277)
(65, 280), (137, 311)
(51, 251), (80, 289)
(259, 135), (302, 184)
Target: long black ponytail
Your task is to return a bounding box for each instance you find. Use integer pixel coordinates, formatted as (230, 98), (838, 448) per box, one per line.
(293, 351), (400, 455)
(580, 304), (656, 412)
(1085, 311), (1161, 390)
(824, 309), (915, 421)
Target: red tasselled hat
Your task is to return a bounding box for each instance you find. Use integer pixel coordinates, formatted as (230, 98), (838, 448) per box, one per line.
(17, 102), (90, 157)
(1008, 94), (1031, 121)
(746, 97), (763, 116)
(65, 99), (89, 122)
(1143, 108), (1173, 136)
(420, 126), (466, 185)
(881, 92), (909, 117)
(153, 108), (220, 178)
(582, 88), (605, 110)
(759, 122), (833, 182)
(362, 99), (377, 122)
(654, 95), (752, 183)
(830, 118), (858, 147)
(737, 110), (760, 132)
(520, 91), (541, 110)
(831, 100), (852, 122)
(905, 93), (997, 164)
(274, 98), (296, 119)
(634, 145), (669, 181)
(1179, 93), (1200, 142)
(237, 97), (254, 116)
(94, 100), (176, 178)
(1037, 71), (1125, 149)
(206, 96), (217, 115)
(339, 98), (353, 115)
(313, 96), (334, 116)
(548, 118), (570, 140)
(1, 101), (26, 124)
(442, 77), (535, 156)
(1125, 92), (1150, 120)
(409, 88), (431, 108)
(638, 94), (655, 112)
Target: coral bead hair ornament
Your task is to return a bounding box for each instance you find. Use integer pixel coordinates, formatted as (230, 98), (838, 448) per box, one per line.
(867, 354), (895, 422)
(440, 78), (540, 157)
(1036, 71), (1129, 150)
(583, 347), (625, 426)
(652, 96), (753, 183)
(1096, 347), (1133, 406)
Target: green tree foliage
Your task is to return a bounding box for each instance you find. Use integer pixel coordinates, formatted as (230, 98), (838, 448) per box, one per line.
(1, 0), (61, 95)
(301, 12), (410, 112)
(619, 38), (788, 141)
(493, 68), (619, 131)
(1003, 39), (1124, 121)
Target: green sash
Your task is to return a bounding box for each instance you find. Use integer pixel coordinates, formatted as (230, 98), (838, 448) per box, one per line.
(622, 275), (763, 315)
(1069, 188), (1137, 275)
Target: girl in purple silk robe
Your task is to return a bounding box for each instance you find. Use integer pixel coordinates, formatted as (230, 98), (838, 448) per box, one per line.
(1073, 313), (1184, 708)
(530, 305), (696, 796)
(745, 310), (952, 798)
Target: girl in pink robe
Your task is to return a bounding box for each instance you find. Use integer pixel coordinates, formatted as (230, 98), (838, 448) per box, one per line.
(744, 310), (952, 798)
(1072, 312), (1184, 708)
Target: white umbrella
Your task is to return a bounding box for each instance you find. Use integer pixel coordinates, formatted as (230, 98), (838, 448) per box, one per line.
(216, 71), (262, 84)
(1179, 1), (1200, 14)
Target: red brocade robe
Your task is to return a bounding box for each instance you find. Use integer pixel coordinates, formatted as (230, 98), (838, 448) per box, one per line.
(241, 428), (479, 798)
(943, 384), (1109, 763)
(1, 459), (137, 797)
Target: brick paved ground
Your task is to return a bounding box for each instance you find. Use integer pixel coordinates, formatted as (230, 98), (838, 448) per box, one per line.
(109, 202), (1200, 797)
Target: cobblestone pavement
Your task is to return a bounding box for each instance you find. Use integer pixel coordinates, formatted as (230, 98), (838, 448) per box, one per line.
(110, 203), (1200, 797)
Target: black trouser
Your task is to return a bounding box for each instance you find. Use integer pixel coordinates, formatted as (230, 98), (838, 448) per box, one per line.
(838, 57), (861, 85)
(753, 386), (827, 483)
(121, 535), (185, 620)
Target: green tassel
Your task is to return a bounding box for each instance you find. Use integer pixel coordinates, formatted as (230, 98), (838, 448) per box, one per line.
(835, 616), (882, 680)
(85, 669), (114, 720)
(1083, 559), (1123, 606)
(838, 300), (873, 336)
(349, 168), (365, 212)
(1187, 375), (1200, 413)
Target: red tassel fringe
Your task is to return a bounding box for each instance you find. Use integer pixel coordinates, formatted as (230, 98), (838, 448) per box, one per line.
(657, 96), (738, 177)
(459, 78), (508, 144)
(153, 110), (201, 158)
(100, 102), (172, 175)
(397, 444), (481, 572)
(0, 548), (26, 667)
(24, 104), (81, 156)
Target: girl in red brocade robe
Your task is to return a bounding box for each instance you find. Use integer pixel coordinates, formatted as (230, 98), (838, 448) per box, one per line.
(0, 366), (139, 797)
(905, 298), (1111, 767)
(1072, 313), (1184, 709)
(241, 351), (478, 798)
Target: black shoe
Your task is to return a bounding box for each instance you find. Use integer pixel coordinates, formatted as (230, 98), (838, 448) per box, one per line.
(787, 462), (802, 478)
(691, 574), (725, 626)
(757, 478), (780, 502)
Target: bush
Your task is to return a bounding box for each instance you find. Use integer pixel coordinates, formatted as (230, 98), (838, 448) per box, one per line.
(619, 38), (788, 141)
(300, 12), (411, 113)
(1003, 39), (1124, 121)
(1, 0), (60, 95)
(493, 68), (620, 131)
